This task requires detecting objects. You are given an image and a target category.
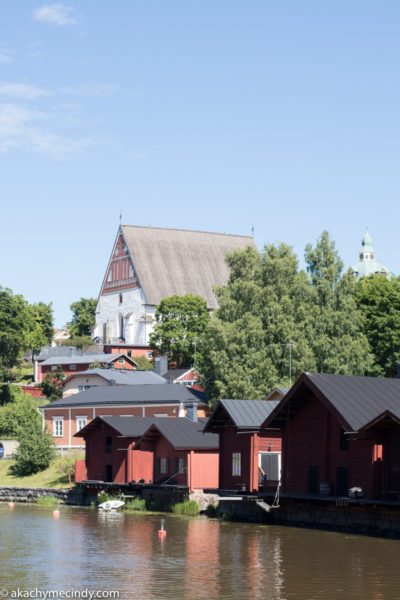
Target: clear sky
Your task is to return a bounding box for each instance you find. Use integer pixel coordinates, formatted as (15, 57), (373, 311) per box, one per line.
(1, 1), (399, 325)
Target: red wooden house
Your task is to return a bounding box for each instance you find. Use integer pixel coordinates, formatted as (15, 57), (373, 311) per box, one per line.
(42, 383), (209, 450)
(75, 416), (156, 484)
(37, 352), (137, 384)
(204, 399), (282, 493)
(137, 418), (219, 490)
(75, 416), (219, 491)
(262, 372), (400, 500)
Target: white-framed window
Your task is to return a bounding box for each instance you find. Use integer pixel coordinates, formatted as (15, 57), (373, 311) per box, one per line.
(53, 417), (63, 437)
(232, 452), (241, 476)
(178, 458), (185, 474)
(118, 358), (124, 364)
(69, 364), (77, 370)
(76, 416), (87, 432)
(153, 413), (168, 417)
(160, 458), (168, 474)
(77, 385), (93, 392)
(51, 365), (59, 372)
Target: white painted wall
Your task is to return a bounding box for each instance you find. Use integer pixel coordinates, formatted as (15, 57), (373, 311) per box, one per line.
(93, 287), (156, 346)
(63, 374), (109, 397)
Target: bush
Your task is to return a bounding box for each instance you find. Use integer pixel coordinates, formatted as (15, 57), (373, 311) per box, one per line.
(36, 495), (59, 506)
(55, 451), (84, 485)
(11, 429), (55, 476)
(124, 497), (147, 512)
(0, 393), (42, 438)
(41, 366), (64, 400)
(172, 500), (200, 516)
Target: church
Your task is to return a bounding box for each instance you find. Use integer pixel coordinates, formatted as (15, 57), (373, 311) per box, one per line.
(350, 230), (391, 279)
(93, 225), (255, 354)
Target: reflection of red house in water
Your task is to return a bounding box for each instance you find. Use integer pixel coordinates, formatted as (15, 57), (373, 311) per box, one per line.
(262, 372), (400, 500)
(204, 399), (282, 493)
(75, 416), (219, 491)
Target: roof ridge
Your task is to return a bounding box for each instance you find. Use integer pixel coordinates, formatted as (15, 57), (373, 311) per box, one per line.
(121, 224), (253, 240)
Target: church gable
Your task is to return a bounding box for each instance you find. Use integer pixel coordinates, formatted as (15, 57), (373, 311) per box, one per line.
(101, 232), (139, 295)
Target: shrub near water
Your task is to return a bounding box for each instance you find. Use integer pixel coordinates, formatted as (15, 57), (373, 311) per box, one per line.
(36, 495), (59, 506)
(124, 498), (147, 512)
(172, 500), (200, 516)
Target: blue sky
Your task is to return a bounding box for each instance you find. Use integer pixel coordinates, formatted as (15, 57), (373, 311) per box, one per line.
(1, 1), (400, 325)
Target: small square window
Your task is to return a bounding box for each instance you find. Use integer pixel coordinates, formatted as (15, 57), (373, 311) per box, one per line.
(69, 364), (77, 370)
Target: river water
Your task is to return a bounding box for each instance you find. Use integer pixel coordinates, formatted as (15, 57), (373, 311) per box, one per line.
(0, 505), (399, 600)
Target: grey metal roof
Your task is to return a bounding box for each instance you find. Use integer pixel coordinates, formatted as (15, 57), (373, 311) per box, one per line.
(40, 353), (127, 367)
(264, 372), (400, 432)
(43, 383), (205, 409)
(141, 418), (219, 450)
(204, 399), (280, 432)
(75, 416), (163, 438)
(121, 225), (256, 309)
(65, 368), (166, 385)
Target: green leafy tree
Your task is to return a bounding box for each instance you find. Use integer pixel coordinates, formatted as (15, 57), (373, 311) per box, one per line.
(199, 244), (315, 400)
(41, 365), (64, 400)
(199, 232), (373, 402)
(304, 231), (373, 374)
(69, 298), (97, 337)
(12, 428), (55, 476)
(150, 295), (210, 367)
(355, 275), (400, 377)
(55, 451), (84, 485)
(0, 390), (42, 436)
(134, 355), (154, 370)
(61, 334), (93, 350)
(0, 287), (32, 374)
(29, 302), (54, 348)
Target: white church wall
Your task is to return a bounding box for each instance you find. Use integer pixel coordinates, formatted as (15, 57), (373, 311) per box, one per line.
(94, 287), (155, 346)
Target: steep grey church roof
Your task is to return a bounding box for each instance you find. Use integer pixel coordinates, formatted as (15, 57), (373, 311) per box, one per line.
(121, 225), (256, 309)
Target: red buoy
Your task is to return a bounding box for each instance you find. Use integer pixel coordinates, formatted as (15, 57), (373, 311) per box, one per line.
(158, 519), (167, 538)
(53, 509), (61, 519)
(8, 502), (15, 509)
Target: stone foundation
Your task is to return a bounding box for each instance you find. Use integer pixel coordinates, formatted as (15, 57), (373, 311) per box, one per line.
(217, 497), (400, 538)
(0, 486), (86, 505)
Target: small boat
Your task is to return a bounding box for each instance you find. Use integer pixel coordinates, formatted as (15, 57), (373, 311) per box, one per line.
(98, 500), (125, 511)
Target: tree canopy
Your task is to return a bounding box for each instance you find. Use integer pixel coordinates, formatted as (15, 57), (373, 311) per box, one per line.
(198, 231), (373, 401)
(0, 288), (54, 379)
(355, 275), (400, 377)
(69, 297), (97, 337)
(150, 294), (210, 367)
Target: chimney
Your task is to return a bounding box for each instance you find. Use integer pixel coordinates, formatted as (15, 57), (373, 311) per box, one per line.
(178, 401), (185, 418)
(155, 355), (168, 377)
(186, 403), (198, 422)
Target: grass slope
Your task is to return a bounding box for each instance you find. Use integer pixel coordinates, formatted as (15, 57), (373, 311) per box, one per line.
(0, 460), (72, 489)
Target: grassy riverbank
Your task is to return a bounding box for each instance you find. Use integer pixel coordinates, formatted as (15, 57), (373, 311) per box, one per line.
(0, 460), (72, 489)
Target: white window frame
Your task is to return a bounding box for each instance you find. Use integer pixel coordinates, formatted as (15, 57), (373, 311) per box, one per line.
(118, 358), (124, 364)
(178, 458), (185, 474)
(232, 452), (241, 477)
(258, 451), (281, 482)
(69, 364), (77, 370)
(76, 416), (88, 432)
(78, 385), (92, 392)
(53, 417), (64, 437)
(160, 457), (168, 474)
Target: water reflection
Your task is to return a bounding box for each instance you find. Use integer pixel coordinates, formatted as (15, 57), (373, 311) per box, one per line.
(0, 505), (400, 599)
